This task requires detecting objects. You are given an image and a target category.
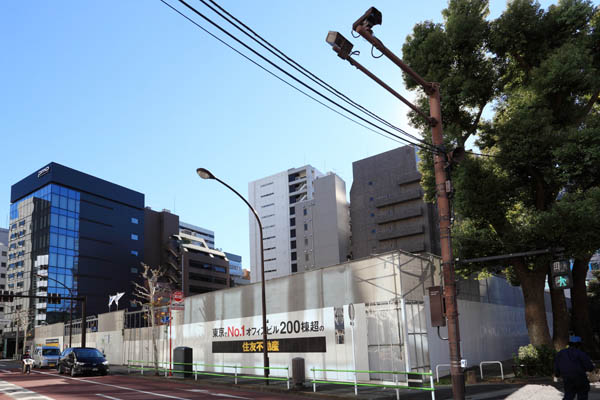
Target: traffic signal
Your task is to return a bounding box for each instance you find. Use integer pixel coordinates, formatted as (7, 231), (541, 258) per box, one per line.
(0, 291), (14, 302)
(47, 293), (62, 304)
(551, 260), (573, 290)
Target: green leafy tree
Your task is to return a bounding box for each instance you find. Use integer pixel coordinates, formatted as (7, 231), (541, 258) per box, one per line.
(401, 0), (600, 352)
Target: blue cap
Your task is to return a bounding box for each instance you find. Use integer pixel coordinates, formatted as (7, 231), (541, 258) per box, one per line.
(569, 336), (582, 343)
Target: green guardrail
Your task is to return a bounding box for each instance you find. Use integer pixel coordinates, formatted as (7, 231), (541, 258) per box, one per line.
(126, 360), (290, 389)
(310, 367), (435, 400)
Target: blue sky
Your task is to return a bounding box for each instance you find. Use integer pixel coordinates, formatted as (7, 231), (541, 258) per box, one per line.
(0, 0), (558, 271)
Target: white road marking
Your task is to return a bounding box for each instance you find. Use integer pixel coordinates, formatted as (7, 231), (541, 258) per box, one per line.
(96, 394), (123, 400)
(0, 370), (12, 373)
(185, 389), (250, 399)
(0, 378), (53, 399)
(34, 370), (191, 400)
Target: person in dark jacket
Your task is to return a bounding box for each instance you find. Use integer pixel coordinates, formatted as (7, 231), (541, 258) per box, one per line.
(554, 336), (595, 400)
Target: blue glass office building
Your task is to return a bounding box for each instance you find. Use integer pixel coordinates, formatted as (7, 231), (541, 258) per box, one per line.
(7, 163), (144, 326)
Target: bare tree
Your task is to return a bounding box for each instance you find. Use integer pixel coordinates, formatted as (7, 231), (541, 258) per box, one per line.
(13, 308), (34, 357)
(132, 262), (166, 375)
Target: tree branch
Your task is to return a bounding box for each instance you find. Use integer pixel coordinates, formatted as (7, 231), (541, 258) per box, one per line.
(576, 88), (600, 126)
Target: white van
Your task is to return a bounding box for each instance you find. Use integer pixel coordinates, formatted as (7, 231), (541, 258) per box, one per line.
(33, 346), (61, 369)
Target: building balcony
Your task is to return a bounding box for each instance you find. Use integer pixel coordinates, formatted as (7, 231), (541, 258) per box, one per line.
(374, 189), (423, 208)
(375, 206), (423, 225)
(375, 224), (424, 241)
(36, 314), (47, 321)
(37, 280), (48, 287)
(289, 183), (308, 195)
(36, 302), (47, 309)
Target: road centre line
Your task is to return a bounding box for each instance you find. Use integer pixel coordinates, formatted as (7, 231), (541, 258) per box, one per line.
(96, 394), (123, 400)
(33, 370), (192, 400)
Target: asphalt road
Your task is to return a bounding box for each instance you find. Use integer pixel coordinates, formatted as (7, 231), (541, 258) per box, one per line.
(0, 361), (310, 400)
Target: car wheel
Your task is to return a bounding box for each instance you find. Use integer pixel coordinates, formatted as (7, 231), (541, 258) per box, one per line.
(70, 367), (77, 377)
(58, 365), (63, 374)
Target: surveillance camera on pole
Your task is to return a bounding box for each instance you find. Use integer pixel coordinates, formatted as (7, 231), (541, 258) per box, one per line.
(326, 31), (354, 60)
(352, 6), (382, 33)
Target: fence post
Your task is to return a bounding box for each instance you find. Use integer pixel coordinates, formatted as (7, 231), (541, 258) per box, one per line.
(313, 368), (316, 392)
(430, 370), (435, 400)
(165, 361), (168, 377)
(127, 360), (130, 375)
(354, 367), (358, 396)
(286, 367), (290, 390)
(141, 363), (144, 376)
(235, 365), (238, 385)
(395, 373), (399, 400)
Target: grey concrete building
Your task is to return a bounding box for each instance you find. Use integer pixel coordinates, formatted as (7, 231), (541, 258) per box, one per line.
(350, 146), (440, 259)
(143, 208), (231, 297)
(293, 173), (351, 272)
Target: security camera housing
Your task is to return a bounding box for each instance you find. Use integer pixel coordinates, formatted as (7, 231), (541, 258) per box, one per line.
(326, 31), (354, 60)
(352, 7), (382, 33)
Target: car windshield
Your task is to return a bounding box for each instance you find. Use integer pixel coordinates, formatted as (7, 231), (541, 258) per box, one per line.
(74, 349), (103, 358)
(42, 348), (60, 356)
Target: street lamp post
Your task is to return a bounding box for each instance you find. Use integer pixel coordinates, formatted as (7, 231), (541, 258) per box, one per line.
(36, 273), (73, 348)
(196, 168), (270, 383)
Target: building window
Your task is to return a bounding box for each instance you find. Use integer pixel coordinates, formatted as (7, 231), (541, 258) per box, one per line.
(289, 207), (295, 215)
(1, 252), (6, 257)
(370, 197), (374, 201)
(369, 181), (373, 185)
(130, 267), (138, 274)
(370, 213), (375, 217)
(304, 223), (308, 231)
(291, 252), (297, 261)
(131, 233), (139, 240)
(291, 263), (297, 273)
(304, 238), (308, 246)
(1, 262), (5, 267)
(303, 209), (307, 216)
(131, 217), (139, 224)
(305, 253), (310, 262)
(260, 192), (274, 198)
(290, 229), (296, 238)
(131, 250), (139, 256)
(290, 218), (295, 226)
(290, 240), (296, 249)
(261, 203), (274, 208)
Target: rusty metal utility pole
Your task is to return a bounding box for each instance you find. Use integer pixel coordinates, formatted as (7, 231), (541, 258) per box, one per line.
(327, 7), (465, 398)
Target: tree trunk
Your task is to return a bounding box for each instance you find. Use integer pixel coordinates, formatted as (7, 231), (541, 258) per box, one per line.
(513, 259), (552, 346)
(150, 307), (159, 376)
(549, 277), (569, 350)
(572, 256), (600, 357)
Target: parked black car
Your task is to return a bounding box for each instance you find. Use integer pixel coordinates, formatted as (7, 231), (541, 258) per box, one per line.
(58, 347), (109, 377)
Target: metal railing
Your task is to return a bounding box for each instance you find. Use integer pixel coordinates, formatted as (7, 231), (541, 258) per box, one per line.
(310, 367), (435, 400)
(480, 361), (504, 381)
(126, 360), (290, 389)
(435, 363), (450, 383)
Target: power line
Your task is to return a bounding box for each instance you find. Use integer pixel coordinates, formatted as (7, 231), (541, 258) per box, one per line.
(158, 0), (408, 146)
(199, 0), (434, 150)
(160, 0), (434, 151)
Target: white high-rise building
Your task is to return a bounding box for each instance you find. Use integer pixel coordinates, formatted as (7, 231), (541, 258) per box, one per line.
(248, 166), (350, 282)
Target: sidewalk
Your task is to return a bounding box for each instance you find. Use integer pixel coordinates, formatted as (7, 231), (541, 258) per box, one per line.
(110, 364), (600, 400)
